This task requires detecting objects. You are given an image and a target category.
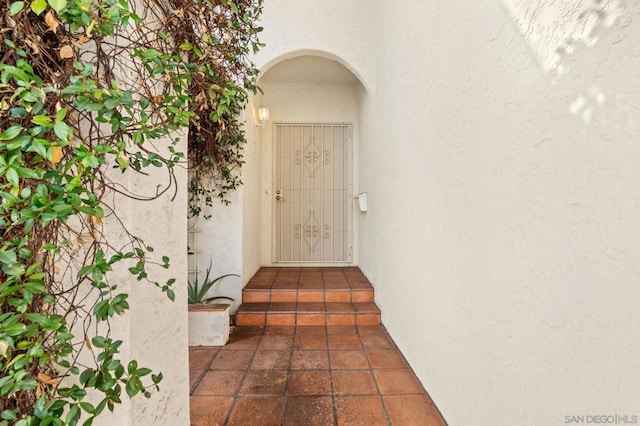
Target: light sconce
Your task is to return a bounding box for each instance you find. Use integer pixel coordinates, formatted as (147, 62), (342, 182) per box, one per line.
(256, 106), (270, 127)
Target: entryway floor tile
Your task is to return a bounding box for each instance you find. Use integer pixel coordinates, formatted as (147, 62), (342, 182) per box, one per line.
(190, 324), (446, 425)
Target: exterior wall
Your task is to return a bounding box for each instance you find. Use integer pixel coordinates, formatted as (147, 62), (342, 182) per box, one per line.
(96, 136), (190, 425)
(194, 109), (260, 305)
(128, 154), (190, 424)
(258, 82), (361, 265)
(211, 1), (640, 425)
(502, 0), (626, 71)
(192, 191), (243, 312)
(358, 1), (640, 425)
(242, 104), (264, 283)
(254, 0), (376, 92)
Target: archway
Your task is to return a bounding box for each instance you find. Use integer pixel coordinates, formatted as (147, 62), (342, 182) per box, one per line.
(242, 52), (370, 271)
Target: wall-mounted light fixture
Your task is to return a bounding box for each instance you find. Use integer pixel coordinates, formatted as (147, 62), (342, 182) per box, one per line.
(256, 106), (270, 127)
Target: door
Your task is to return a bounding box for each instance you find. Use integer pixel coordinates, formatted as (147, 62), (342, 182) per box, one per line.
(274, 123), (352, 263)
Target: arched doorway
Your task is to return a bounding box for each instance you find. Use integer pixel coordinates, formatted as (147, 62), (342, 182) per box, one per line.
(254, 54), (367, 266)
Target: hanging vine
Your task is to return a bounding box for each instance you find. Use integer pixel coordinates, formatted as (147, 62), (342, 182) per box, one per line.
(0, 0), (263, 423)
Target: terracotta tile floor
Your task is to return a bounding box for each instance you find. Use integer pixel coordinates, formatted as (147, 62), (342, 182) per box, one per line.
(190, 325), (446, 425)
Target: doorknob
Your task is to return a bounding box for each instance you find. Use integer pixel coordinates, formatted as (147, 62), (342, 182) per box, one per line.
(276, 195), (284, 201)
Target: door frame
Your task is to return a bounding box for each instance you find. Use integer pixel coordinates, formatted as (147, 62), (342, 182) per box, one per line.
(270, 122), (354, 266)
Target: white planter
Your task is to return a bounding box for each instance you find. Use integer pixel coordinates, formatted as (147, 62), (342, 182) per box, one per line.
(188, 303), (230, 346)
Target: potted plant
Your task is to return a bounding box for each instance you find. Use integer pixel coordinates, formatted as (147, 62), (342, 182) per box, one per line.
(188, 260), (237, 346)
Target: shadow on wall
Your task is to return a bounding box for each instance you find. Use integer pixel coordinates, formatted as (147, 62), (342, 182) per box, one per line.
(503, 0), (638, 128)
(501, 0), (626, 72)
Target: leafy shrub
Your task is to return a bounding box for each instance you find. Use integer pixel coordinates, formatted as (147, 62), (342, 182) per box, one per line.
(0, 0), (262, 423)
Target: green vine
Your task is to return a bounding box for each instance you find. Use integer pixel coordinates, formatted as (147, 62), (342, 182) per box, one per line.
(0, 0), (263, 424)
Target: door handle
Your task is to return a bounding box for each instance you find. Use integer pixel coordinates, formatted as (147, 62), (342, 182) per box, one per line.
(276, 195), (284, 201)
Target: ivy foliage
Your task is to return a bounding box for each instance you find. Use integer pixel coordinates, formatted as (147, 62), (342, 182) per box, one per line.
(164, 0), (264, 216)
(0, 0), (263, 424)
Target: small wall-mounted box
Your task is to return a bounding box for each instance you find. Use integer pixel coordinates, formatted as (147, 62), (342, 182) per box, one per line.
(354, 192), (368, 212)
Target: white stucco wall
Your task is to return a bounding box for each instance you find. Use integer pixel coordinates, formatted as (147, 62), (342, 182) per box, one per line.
(242, 104), (264, 283)
(502, 0), (626, 70)
(255, 0), (375, 92)
(95, 137), (190, 425)
(358, 1), (640, 425)
(193, 109), (260, 305)
(191, 190), (243, 312)
(128, 158), (190, 424)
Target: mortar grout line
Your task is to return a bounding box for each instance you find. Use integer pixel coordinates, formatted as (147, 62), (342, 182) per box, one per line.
(222, 329), (263, 425)
(189, 348), (219, 396)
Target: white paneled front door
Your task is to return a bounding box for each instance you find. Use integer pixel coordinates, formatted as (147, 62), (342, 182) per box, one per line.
(274, 124), (352, 263)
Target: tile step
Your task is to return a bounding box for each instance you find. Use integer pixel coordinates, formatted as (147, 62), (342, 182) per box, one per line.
(238, 267), (380, 327)
(236, 302), (381, 327)
(243, 288), (374, 303)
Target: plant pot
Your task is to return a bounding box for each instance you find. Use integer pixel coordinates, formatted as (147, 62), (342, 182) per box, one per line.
(188, 303), (230, 346)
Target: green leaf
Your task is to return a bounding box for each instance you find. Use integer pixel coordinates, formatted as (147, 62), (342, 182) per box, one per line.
(136, 368), (152, 377)
(125, 380), (136, 398)
(3, 323), (26, 337)
(30, 0), (47, 14)
(47, 0), (66, 12)
(116, 155), (129, 169)
(53, 121), (70, 142)
(0, 125), (22, 140)
(5, 168), (19, 186)
(0, 250), (17, 264)
(91, 336), (106, 348)
(79, 402), (94, 415)
(140, 49), (160, 59)
(1, 409), (18, 420)
(165, 288), (175, 301)
(9, 1), (25, 15)
(17, 167), (40, 179)
(56, 108), (67, 121)
(30, 139), (48, 158)
(125, 377), (142, 398)
(66, 405), (80, 424)
(32, 115), (52, 125)
(2, 262), (25, 276)
(77, 264), (94, 278)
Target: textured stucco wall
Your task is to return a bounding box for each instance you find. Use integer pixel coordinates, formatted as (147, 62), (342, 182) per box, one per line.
(128, 155), (190, 424)
(192, 190), (243, 312)
(254, 0), (375, 92)
(195, 110), (259, 303)
(242, 103), (264, 283)
(502, 0), (626, 70)
(358, 1), (640, 425)
(95, 136), (190, 425)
